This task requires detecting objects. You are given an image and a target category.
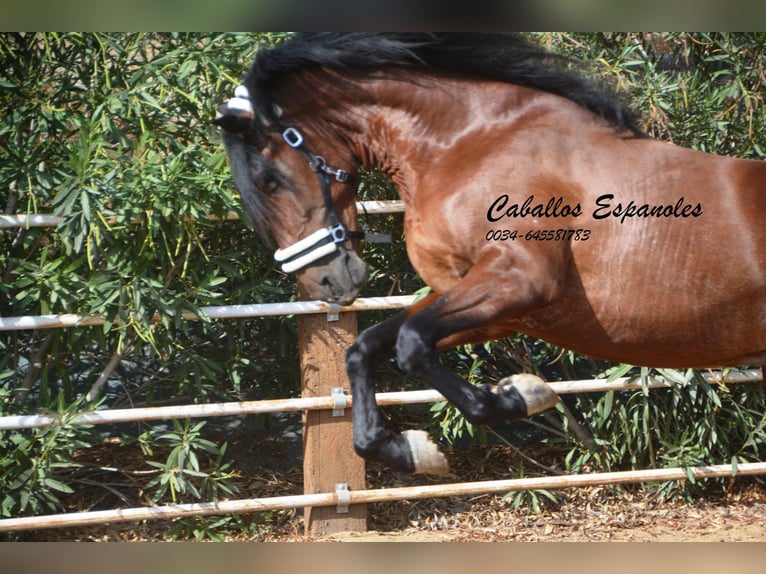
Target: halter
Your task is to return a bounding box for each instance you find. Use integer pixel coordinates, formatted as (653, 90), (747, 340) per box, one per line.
(223, 85), (364, 274)
(274, 126), (367, 273)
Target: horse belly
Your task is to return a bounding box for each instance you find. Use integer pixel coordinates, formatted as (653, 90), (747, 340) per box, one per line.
(531, 251), (766, 368)
(556, 154), (766, 367)
(502, 297), (765, 368)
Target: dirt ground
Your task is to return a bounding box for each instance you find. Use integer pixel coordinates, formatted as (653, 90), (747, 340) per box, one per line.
(254, 440), (766, 543)
(309, 461), (766, 542)
(312, 495), (766, 542)
(12, 440), (766, 543)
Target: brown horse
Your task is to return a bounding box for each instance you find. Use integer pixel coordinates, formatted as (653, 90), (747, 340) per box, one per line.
(215, 33), (766, 474)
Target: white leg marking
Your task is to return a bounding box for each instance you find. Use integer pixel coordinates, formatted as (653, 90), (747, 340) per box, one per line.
(499, 373), (560, 415)
(402, 429), (449, 475)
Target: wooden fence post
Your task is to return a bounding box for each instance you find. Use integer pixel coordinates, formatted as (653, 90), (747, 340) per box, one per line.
(298, 309), (367, 536)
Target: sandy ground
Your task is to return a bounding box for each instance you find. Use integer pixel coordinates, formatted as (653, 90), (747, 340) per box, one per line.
(311, 497), (766, 542)
(10, 441), (766, 543)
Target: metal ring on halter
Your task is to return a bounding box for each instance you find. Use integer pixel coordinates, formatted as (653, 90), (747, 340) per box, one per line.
(282, 127), (304, 148)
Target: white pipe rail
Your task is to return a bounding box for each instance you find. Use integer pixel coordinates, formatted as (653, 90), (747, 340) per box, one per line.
(2, 461), (764, 532)
(0, 295), (418, 331)
(0, 200), (406, 230)
(0, 369), (760, 431)
(0, 214), (63, 228)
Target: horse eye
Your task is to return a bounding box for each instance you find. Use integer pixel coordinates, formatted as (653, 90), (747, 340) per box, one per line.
(264, 179), (280, 195)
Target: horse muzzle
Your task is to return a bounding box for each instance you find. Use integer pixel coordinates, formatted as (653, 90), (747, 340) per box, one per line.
(274, 223), (368, 304)
(296, 246), (368, 305)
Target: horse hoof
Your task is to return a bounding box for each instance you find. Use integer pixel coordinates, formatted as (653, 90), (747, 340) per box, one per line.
(498, 374), (559, 416)
(402, 429), (449, 475)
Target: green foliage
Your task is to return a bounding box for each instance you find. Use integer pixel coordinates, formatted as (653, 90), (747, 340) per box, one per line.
(0, 393), (97, 518)
(0, 32), (295, 526)
(502, 464), (558, 515)
(1, 33), (766, 532)
(139, 419), (239, 504)
(126, 422), (242, 541)
(165, 512), (272, 542)
(536, 33), (766, 157)
(560, 368), (766, 500)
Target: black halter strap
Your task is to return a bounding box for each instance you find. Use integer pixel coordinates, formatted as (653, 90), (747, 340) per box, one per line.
(271, 125), (371, 273)
(281, 127), (364, 240)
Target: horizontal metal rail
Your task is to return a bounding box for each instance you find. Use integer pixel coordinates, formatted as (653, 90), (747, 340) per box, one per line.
(0, 200), (406, 229)
(1, 369), (760, 431)
(0, 295), (418, 332)
(2, 462), (764, 532)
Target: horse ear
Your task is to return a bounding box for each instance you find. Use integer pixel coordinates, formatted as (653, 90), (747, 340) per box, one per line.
(215, 85), (258, 132)
(214, 107), (254, 133)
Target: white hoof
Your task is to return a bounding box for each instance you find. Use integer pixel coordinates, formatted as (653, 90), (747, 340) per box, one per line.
(402, 429), (449, 475)
(499, 373), (559, 415)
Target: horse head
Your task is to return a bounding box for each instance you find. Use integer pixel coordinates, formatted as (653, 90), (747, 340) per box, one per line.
(214, 84), (368, 305)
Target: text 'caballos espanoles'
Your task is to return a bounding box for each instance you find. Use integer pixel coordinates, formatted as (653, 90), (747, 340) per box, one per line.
(487, 194), (703, 224)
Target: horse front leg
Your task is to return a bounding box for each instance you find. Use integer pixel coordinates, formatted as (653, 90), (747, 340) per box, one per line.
(345, 294), (449, 475)
(390, 251), (565, 471)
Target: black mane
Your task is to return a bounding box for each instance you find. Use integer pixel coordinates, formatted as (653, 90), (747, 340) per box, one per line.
(245, 32), (641, 133)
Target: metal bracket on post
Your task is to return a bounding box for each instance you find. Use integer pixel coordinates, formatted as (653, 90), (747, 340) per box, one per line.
(331, 387), (347, 417)
(327, 302), (341, 322)
(335, 482), (351, 514)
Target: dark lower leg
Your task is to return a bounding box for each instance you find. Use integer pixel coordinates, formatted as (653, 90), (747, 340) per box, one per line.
(345, 298), (449, 474)
(395, 308), (532, 425)
(344, 314), (427, 472)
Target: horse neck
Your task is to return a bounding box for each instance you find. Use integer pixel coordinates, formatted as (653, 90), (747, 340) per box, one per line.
(285, 72), (491, 201)
(345, 75), (481, 198)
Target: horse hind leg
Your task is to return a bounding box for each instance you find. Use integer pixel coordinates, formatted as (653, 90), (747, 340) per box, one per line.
(345, 247), (565, 475)
(434, 328), (559, 417)
(493, 373), (559, 416)
(397, 311), (558, 426)
(346, 314), (557, 475)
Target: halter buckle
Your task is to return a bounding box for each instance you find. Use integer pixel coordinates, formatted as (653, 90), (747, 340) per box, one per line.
(282, 127), (304, 148)
(328, 223), (347, 244)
